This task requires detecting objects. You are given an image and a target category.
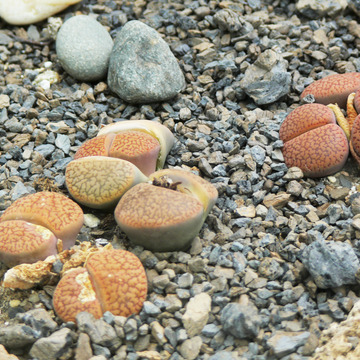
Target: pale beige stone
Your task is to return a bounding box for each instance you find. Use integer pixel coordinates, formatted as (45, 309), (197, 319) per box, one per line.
(0, 0), (82, 25)
(182, 293), (211, 337)
(311, 300), (360, 359)
(0, 345), (19, 360)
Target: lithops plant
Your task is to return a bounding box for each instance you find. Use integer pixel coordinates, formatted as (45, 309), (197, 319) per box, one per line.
(301, 72), (360, 108)
(0, 191), (83, 267)
(65, 156), (148, 209)
(96, 120), (175, 173)
(74, 132), (160, 176)
(114, 168), (218, 252)
(279, 103), (349, 178)
(53, 249), (147, 323)
(66, 120), (175, 209)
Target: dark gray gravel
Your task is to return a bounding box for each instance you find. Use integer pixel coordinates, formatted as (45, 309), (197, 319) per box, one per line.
(1, 0), (360, 359)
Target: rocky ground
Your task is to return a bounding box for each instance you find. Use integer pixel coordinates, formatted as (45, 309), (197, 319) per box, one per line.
(1, 0), (360, 359)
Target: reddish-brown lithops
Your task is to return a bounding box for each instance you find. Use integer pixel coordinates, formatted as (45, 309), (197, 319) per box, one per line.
(0, 191), (84, 249)
(279, 103), (336, 142)
(97, 120), (175, 171)
(354, 89), (360, 114)
(66, 120), (175, 209)
(74, 131), (161, 176)
(65, 156), (148, 209)
(53, 249), (148, 323)
(280, 104), (349, 178)
(0, 220), (58, 268)
(301, 72), (360, 108)
(114, 169), (218, 252)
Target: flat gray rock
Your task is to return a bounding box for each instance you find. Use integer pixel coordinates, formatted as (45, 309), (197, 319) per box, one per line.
(301, 239), (360, 288)
(56, 15), (113, 82)
(108, 20), (185, 103)
(239, 49), (291, 105)
(220, 302), (261, 339)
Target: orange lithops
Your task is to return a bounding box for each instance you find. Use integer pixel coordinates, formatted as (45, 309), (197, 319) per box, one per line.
(301, 72), (360, 108)
(97, 120), (175, 171)
(0, 191), (84, 249)
(279, 103), (336, 142)
(65, 120), (175, 209)
(0, 220), (58, 268)
(280, 104), (349, 178)
(74, 130), (161, 176)
(53, 249), (148, 323)
(65, 156), (148, 209)
(114, 169), (218, 252)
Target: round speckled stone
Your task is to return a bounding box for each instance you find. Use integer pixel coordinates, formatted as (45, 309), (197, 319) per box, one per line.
(56, 15), (113, 82)
(301, 73), (360, 108)
(282, 123), (349, 178)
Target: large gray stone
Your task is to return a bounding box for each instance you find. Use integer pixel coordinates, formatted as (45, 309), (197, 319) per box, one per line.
(296, 0), (347, 18)
(239, 49), (291, 105)
(108, 20), (185, 103)
(220, 303), (261, 339)
(301, 240), (359, 289)
(56, 15), (113, 82)
(267, 331), (310, 358)
(29, 328), (74, 360)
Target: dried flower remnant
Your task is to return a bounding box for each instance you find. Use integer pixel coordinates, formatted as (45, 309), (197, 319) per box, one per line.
(2, 242), (111, 290)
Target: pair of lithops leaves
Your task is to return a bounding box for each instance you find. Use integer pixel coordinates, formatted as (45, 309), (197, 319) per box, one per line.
(0, 191), (147, 323)
(280, 72), (360, 178)
(66, 120), (218, 252)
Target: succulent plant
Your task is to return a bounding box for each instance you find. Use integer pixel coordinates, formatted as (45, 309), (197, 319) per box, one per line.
(0, 191), (83, 267)
(65, 120), (175, 209)
(281, 73), (360, 177)
(74, 131), (161, 176)
(53, 249), (147, 323)
(97, 120), (175, 171)
(279, 103), (349, 177)
(65, 156), (148, 209)
(300, 72), (360, 108)
(114, 169), (218, 252)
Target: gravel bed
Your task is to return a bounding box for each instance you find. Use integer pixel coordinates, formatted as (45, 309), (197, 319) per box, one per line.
(1, 0), (360, 359)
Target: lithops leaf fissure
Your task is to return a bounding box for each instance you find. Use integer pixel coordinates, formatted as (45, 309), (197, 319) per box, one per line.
(53, 249), (147, 323)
